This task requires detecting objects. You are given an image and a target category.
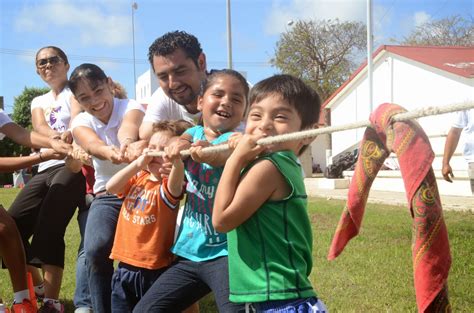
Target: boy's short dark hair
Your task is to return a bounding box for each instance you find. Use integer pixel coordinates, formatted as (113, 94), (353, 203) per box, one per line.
(148, 31), (202, 71)
(152, 119), (194, 137)
(249, 74), (321, 130)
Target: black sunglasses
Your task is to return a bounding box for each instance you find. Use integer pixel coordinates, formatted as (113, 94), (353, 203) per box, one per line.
(36, 56), (63, 68)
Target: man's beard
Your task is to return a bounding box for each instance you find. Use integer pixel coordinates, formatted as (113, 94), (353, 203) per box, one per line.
(170, 86), (199, 108)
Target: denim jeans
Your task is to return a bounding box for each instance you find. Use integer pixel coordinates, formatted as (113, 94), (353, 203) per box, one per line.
(111, 262), (166, 313)
(74, 205), (92, 312)
(250, 297), (327, 313)
(133, 256), (244, 313)
(84, 194), (122, 313)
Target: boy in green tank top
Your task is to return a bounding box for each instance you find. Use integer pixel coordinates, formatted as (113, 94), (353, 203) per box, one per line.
(213, 74), (328, 312)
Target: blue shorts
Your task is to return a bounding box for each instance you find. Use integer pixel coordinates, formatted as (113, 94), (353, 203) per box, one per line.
(111, 262), (167, 313)
(247, 297), (328, 313)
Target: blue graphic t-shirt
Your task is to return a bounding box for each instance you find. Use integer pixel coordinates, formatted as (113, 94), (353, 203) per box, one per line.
(172, 125), (232, 261)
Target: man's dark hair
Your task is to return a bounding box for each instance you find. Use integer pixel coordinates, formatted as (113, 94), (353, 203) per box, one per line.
(148, 31), (202, 71)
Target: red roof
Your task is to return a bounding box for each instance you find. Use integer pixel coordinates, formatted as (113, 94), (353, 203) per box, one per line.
(321, 45), (474, 112)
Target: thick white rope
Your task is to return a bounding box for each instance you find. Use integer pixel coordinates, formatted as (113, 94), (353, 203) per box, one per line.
(147, 100), (474, 157)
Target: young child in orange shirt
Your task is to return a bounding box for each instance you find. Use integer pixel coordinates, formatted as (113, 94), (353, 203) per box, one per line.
(105, 120), (192, 312)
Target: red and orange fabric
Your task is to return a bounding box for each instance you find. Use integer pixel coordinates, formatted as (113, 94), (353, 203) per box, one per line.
(327, 103), (451, 312)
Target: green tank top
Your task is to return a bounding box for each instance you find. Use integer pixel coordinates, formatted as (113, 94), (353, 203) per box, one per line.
(227, 150), (316, 303)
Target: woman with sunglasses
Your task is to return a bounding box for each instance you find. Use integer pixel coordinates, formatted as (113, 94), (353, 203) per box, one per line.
(7, 46), (86, 313)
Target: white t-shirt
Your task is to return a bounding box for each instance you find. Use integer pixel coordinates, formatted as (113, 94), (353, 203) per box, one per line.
(31, 88), (73, 172)
(0, 109), (13, 140)
(143, 88), (201, 124)
(452, 109), (474, 163)
(71, 98), (145, 193)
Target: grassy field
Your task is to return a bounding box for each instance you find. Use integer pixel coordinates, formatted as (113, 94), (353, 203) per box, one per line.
(0, 188), (473, 312)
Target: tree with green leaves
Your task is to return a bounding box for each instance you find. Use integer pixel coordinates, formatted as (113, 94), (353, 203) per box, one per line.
(0, 86), (49, 158)
(400, 15), (473, 46)
(271, 19), (366, 101)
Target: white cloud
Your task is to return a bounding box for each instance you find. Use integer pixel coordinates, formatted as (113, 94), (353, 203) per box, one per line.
(265, 0), (367, 35)
(413, 11), (431, 27)
(14, 0), (131, 47)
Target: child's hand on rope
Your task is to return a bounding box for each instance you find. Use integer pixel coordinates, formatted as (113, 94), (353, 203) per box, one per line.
(230, 134), (266, 166)
(228, 132), (243, 150)
(164, 141), (184, 169)
(136, 148), (154, 170)
(189, 140), (216, 164)
(163, 138), (183, 163)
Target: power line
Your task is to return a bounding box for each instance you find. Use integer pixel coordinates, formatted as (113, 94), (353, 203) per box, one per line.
(377, 0), (397, 26)
(430, 0), (449, 19)
(0, 48), (271, 68)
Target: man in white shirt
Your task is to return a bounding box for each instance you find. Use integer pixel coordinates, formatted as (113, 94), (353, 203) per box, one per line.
(442, 109), (474, 194)
(139, 31), (206, 140)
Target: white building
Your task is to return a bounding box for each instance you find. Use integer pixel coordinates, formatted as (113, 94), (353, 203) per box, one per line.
(311, 45), (474, 196)
(135, 68), (159, 105)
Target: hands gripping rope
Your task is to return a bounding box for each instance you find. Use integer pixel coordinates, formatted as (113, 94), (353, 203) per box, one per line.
(146, 100), (474, 158)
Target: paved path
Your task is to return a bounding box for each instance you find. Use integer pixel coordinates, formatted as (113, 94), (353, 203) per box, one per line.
(305, 184), (473, 212)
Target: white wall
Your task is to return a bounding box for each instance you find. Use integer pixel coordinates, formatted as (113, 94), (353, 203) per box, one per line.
(391, 55), (473, 135)
(135, 68), (159, 103)
(329, 52), (473, 158)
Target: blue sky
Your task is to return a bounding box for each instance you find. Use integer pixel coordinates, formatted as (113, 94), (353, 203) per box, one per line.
(1, 0), (472, 113)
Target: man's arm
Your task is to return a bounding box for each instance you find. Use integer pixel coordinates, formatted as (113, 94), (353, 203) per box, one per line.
(139, 121), (155, 141)
(442, 127), (463, 182)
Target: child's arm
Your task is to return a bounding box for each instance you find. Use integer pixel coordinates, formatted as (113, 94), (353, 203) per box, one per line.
(106, 153), (151, 195)
(189, 141), (232, 167)
(212, 134), (285, 233)
(164, 143), (185, 198)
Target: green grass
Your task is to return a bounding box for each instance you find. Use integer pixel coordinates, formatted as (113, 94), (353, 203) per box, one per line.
(1, 189), (473, 312)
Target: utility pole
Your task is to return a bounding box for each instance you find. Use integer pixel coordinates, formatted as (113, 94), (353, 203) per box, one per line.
(226, 0), (233, 69)
(132, 2), (138, 99)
